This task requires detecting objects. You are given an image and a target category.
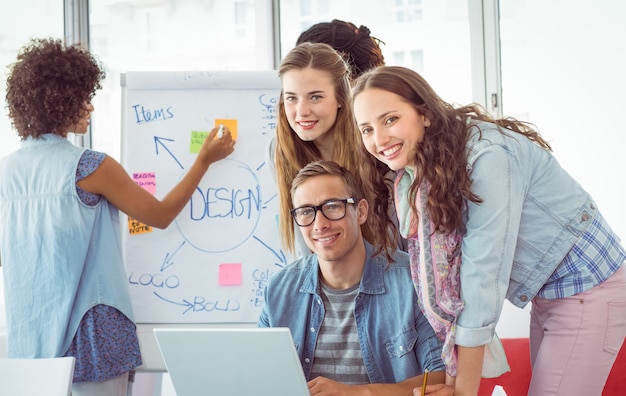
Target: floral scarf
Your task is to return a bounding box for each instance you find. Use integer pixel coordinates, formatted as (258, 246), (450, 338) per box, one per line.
(394, 168), (509, 377)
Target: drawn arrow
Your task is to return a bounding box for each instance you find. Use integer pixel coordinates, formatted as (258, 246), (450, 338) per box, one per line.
(161, 240), (186, 271)
(154, 136), (184, 169)
(264, 193), (277, 206)
(153, 292), (194, 314)
(253, 235), (288, 268)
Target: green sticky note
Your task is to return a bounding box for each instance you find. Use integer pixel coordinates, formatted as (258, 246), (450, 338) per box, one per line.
(190, 130), (209, 153)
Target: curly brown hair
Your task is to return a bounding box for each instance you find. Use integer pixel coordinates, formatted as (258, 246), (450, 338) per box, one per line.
(275, 42), (398, 261)
(353, 66), (552, 235)
(5, 37), (105, 139)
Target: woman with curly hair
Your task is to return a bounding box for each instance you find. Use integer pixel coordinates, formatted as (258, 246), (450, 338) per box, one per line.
(352, 65), (626, 396)
(0, 37), (235, 395)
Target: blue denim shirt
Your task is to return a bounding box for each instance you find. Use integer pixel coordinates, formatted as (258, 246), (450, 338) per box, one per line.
(455, 122), (625, 347)
(258, 241), (445, 383)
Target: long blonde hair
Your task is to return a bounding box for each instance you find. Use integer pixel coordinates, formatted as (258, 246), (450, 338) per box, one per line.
(274, 42), (397, 260)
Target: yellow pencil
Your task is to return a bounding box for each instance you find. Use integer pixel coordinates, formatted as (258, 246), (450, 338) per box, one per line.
(421, 369), (429, 396)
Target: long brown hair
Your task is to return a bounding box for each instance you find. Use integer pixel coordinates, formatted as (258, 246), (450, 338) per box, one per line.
(352, 66), (552, 235)
(274, 43), (397, 260)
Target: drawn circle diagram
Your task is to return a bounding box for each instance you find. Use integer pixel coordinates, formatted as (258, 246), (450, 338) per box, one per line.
(174, 158), (262, 253)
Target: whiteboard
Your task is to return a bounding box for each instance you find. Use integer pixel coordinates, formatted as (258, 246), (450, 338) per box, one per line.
(120, 71), (288, 324)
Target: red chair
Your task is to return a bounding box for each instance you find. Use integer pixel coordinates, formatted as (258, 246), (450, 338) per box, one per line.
(478, 338), (626, 396)
(478, 338), (531, 396)
(604, 340), (626, 395)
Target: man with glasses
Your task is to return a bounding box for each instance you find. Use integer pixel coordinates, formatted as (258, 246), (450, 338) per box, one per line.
(258, 160), (445, 395)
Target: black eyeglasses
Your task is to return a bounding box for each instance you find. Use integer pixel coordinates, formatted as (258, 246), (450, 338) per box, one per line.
(290, 198), (356, 227)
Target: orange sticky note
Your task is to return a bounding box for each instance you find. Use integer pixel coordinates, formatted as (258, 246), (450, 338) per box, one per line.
(215, 119), (238, 140)
(218, 263), (242, 286)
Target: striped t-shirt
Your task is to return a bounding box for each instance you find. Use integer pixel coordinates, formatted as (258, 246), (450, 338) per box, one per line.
(309, 282), (370, 384)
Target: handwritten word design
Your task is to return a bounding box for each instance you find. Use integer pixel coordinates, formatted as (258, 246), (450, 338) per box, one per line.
(175, 159), (263, 253)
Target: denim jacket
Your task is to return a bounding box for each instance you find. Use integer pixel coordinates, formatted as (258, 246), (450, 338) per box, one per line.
(258, 241), (445, 383)
(455, 121), (624, 347)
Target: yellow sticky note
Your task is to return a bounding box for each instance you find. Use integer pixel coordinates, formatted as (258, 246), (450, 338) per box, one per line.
(190, 130), (209, 153)
(215, 119), (238, 140)
(128, 216), (152, 235)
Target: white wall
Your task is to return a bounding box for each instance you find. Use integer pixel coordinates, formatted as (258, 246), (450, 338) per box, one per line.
(0, 270), (5, 357)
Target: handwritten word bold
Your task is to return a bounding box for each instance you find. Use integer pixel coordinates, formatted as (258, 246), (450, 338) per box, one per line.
(184, 296), (241, 314)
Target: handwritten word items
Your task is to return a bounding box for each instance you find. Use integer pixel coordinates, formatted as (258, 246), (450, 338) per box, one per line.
(132, 103), (174, 124)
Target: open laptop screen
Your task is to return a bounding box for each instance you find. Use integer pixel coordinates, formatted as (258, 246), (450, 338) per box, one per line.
(154, 327), (309, 396)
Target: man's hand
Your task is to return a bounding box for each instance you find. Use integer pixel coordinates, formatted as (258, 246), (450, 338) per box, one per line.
(308, 376), (362, 396)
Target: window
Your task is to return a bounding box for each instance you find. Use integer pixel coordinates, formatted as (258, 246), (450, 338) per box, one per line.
(280, 0), (473, 106)
(234, 1), (252, 39)
(297, 0), (332, 35)
(88, 0), (273, 161)
(410, 49), (424, 72)
(394, 0), (423, 23)
(0, 1), (64, 160)
(499, 0), (626, 239)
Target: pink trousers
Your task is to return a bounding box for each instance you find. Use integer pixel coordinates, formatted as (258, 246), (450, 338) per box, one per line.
(529, 264), (626, 395)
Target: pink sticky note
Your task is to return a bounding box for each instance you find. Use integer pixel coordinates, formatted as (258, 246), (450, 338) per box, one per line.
(132, 172), (156, 195)
(218, 263), (243, 286)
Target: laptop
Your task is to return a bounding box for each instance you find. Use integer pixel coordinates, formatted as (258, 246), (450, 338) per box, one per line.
(153, 327), (310, 396)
